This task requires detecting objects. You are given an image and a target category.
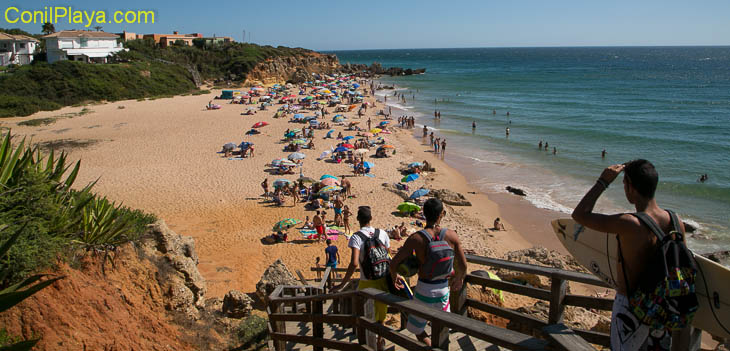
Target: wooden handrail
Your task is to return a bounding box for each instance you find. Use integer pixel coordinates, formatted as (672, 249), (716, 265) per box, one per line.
(466, 255), (611, 288)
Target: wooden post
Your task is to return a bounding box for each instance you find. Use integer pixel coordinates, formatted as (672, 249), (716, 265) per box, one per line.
(451, 281), (468, 316)
(430, 319), (450, 350)
(313, 299), (324, 351)
(269, 301), (286, 351)
(354, 294), (367, 345)
(400, 310), (407, 330)
(548, 277), (568, 324)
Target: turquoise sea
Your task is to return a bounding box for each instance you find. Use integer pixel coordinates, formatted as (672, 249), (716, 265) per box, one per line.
(330, 47), (730, 253)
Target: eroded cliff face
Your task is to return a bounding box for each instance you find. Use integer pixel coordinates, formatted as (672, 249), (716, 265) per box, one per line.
(0, 221), (235, 351)
(244, 52), (340, 85)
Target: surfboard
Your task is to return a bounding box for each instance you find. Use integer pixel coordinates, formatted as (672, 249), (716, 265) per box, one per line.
(551, 218), (730, 339)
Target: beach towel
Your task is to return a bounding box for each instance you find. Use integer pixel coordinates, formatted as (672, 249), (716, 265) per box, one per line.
(364, 173), (375, 178)
(228, 157), (244, 160)
(300, 229), (338, 241)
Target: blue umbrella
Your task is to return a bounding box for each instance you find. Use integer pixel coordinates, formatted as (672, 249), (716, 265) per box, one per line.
(402, 174), (419, 183)
(379, 121), (390, 125)
(334, 146), (348, 153)
(326, 129), (335, 138)
(353, 83), (360, 88)
(408, 162), (423, 168)
(285, 131), (296, 138)
(320, 174), (338, 181)
(409, 188), (430, 199)
(343, 136), (354, 141)
(362, 161), (374, 169)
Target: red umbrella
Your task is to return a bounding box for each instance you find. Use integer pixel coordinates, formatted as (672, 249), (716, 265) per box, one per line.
(341, 143), (354, 149)
(252, 121), (269, 128)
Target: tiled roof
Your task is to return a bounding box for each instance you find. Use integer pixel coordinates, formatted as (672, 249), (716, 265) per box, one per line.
(42, 30), (119, 39)
(0, 32), (39, 42)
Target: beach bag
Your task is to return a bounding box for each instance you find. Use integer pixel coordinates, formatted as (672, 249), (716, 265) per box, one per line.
(620, 210), (698, 331)
(356, 230), (390, 280)
(417, 228), (455, 281)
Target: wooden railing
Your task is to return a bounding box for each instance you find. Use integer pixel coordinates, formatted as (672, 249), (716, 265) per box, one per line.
(264, 254), (615, 350)
(460, 255), (613, 347)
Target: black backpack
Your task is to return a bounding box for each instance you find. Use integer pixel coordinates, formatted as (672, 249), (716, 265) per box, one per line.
(356, 230), (390, 280)
(620, 209), (698, 331)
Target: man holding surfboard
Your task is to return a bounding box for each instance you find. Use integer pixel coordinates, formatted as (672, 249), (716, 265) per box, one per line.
(571, 160), (687, 351)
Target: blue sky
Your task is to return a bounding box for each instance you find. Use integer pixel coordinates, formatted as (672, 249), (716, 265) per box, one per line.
(2, 0), (729, 50)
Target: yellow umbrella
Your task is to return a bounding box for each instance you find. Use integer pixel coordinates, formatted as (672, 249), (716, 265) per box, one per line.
(370, 128), (382, 134)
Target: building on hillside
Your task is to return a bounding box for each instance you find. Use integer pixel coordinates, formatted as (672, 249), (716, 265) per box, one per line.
(202, 36), (234, 46)
(42, 30), (127, 64)
(143, 32), (202, 48)
(117, 31), (144, 41)
(0, 32), (39, 66)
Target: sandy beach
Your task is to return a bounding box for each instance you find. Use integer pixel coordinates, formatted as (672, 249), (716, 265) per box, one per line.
(4, 84), (592, 300)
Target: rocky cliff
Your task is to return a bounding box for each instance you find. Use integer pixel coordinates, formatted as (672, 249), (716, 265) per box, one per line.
(0, 220), (252, 351)
(244, 52), (426, 85)
(245, 52), (340, 85)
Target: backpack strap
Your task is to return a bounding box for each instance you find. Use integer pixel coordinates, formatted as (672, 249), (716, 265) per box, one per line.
(632, 212), (666, 241)
(418, 229), (433, 243)
(665, 209), (683, 234)
(355, 230), (368, 242)
(437, 228), (448, 241)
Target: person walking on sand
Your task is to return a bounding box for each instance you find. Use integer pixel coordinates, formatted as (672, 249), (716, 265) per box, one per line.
(261, 178), (269, 198)
(343, 205), (352, 234)
(571, 160), (689, 351)
(390, 198), (467, 347)
(324, 239), (340, 278)
(333, 206), (391, 350)
(441, 139), (447, 158)
(292, 183), (300, 205)
(313, 211), (325, 241)
(334, 196), (344, 226)
(341, 178), (352, 198)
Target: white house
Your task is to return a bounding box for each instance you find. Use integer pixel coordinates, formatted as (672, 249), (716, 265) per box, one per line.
(0, 32), (39, 66)
(42, 30), (127, 64)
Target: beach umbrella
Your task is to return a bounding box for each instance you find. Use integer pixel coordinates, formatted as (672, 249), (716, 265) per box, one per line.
(379, 121), (390, 126)
(320, 178), (340, 186)
(291, 139), (308, 145)
(408, 162), (423, 168)
(341, 143), (354, 149)
(333, 116), (345, 123)
(370, 128), (382, 134)
(273, 179), (293, 188)
(349, 121), (360, 126)
(320, 174), (338, 181)
(284, 131), (296, 138)
(318, 150), (332, 159)
(288, 152), (306, 160)
(273, 218), (300, 232)
(409, 188), (430, 199)
(280, 159), (297, 167)
(318, 185), (343, 194)
(381, 144), (395, 149)
(271, 158), (286, 166)
(402, 174), (419, 183)
(298, 176), (317, 184)
(355, 148), (369, 154)
(223, 142), (237, 149)
(333, 146), (349, 153)
(397, 202), (421, 213)
(252, 121), (269, 128)
(326, 129), (335, 138)
(342, 136), (354, 141)
(362, 161), (374, 169)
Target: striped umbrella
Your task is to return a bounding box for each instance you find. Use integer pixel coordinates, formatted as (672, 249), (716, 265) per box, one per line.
(273, 218), (301, 231)
(320, 174), (338, 181)
(320, 178), (340, 186)
(318, 185), (343, 194)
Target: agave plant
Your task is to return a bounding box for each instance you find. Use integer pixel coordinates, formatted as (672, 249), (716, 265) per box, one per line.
(0, 225), (63, 350)
(74, 196), (138, 249)
(0, 131), (81, 191)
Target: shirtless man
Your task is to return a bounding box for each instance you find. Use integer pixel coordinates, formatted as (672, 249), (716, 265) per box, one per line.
(341, 178), (352, 198)
(313, 211), (325, 242)
(333, 196), (344, 226)
(422, 125), (428, 138)
(572, 160), (685, 350)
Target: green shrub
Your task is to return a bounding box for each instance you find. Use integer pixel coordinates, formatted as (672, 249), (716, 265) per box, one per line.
(236, 315), (269, 349)
(17, 118), (57, 127)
